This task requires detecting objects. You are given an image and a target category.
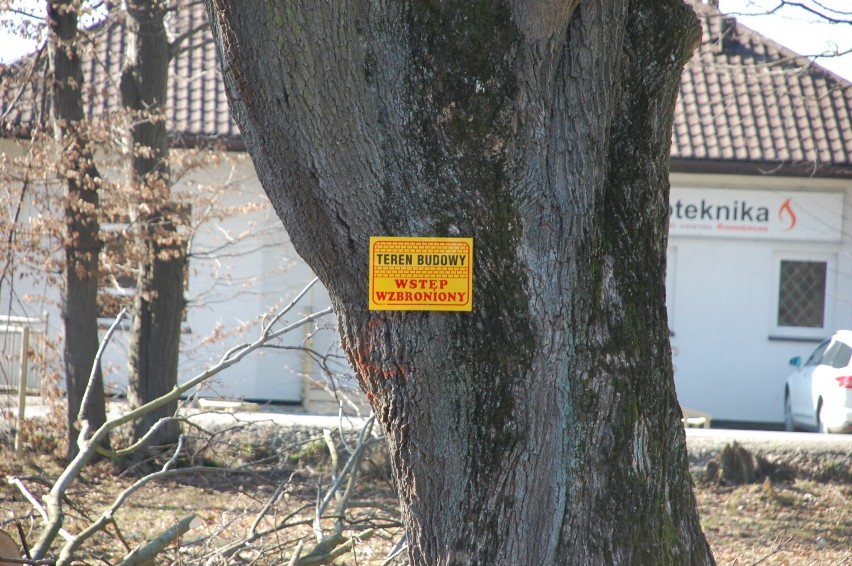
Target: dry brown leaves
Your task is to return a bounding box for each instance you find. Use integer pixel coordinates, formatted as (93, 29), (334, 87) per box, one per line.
(1, 443), (850, 565)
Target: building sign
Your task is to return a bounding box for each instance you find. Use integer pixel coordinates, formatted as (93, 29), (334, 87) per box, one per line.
(669, 188), (843, 241)
(369, 237), (473, 311)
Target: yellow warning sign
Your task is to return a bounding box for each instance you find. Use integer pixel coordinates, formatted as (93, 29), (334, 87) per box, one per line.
(369, 237), (473, 311)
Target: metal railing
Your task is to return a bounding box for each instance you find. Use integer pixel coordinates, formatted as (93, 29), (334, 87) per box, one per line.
(0, 315), (47, 392)
(1, 315), (48, 456)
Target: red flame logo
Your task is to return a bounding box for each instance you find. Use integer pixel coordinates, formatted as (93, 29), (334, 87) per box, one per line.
(779, 198), (797, 231)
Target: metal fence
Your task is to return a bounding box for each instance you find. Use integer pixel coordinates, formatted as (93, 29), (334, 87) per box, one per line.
(0, 315), (47, 393)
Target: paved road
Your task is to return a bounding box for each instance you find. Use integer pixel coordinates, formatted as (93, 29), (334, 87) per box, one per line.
(183, 408), (852, 458)
(5, 395), (851, 457)
(685, 427), (852, 456)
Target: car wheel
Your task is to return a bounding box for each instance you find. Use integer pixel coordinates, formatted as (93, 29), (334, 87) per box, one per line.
(817, 402), (829, 434)
(784, 393), (794, 432)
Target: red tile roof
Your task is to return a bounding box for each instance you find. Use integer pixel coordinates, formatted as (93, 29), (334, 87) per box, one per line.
(674, 1), (852, 175)
(3, 2), (851, 175)
(0, 5), (241, 147)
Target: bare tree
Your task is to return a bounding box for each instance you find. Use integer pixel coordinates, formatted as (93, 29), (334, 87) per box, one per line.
(758, 0), (852, 24)
(7, 278), (388, 565)
(120, 0), (186, 449)
(2, 1), (259, 458)
(47, 0), (108, 459)
(720, 0), (852, 61)
(204, 0), (714, 563)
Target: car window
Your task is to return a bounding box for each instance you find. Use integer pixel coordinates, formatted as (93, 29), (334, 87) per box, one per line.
(835, 344), (852, 368)
(823, 341), (852, 369)
(805, 340), (830, 366)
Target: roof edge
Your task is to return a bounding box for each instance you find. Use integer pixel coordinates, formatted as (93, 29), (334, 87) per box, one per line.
(670, 158), (852, 180)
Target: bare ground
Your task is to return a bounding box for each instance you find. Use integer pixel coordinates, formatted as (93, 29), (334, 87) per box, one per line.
(0, 420), (850, 565)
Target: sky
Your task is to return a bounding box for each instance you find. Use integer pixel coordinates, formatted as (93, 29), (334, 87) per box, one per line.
(1, 1), (851, 82)
(718, 0), (852, 80)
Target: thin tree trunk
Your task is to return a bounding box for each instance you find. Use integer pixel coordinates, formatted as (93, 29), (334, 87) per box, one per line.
(48, 0), (108, 460)
(207, 0), (714, 563)
(122, 0), (184, 448)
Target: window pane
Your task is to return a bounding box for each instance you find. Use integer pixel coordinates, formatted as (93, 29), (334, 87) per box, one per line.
(824, 341), (852, 369)
(777, 260), (826, 328)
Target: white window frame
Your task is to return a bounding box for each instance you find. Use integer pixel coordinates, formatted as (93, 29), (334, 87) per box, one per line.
(771, 251), (836, 340)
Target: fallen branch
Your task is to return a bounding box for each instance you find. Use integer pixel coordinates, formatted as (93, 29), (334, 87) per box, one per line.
(287, 539), (305, 566)
(314, 416), (376, 534)
(76, 308), (127, 431)
(749, 536), (792, 565)
(210, 416), (382, 564)
(8, 277), (400, 565)
(53, 437), (185, 565)
(382, 533), (408, 566)
(114, 514), (200, 566)
(23, 279), (333, 561)
(212, 502), (314, 559)
(295, 529), (375, 566)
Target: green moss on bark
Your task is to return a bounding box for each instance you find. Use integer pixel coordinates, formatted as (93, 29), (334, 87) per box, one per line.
(403, 0), (534, 483)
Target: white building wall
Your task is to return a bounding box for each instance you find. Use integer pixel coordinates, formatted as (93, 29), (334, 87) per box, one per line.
(667, 173), (852, 425)
(0, 142), (344, 404)
(6, 135), (852, 421)
(100, 152), (346, 403)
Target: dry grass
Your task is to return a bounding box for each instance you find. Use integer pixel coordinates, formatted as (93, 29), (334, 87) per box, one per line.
(0, 426), (849, 565)
(697, 480), (851, 565)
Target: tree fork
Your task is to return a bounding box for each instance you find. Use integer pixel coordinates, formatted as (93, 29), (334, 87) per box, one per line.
(206, 0), (713, 563)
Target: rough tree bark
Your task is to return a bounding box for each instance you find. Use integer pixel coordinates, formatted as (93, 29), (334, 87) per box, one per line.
(206, 0), (714, 563)
(121, 0), (185, 447)
(48, 0), (108, 460)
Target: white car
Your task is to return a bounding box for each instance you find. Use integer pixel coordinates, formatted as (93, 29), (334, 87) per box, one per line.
(784, 330), (852, 433)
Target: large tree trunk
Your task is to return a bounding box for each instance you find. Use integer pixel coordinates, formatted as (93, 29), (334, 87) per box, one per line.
(122, 0), (184, 448)
(207, 0), (713, 563)
(48, 0), (108, 460)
